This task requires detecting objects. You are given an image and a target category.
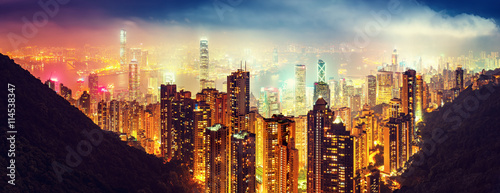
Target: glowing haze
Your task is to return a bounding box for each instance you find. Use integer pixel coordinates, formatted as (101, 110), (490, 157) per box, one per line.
(0, 0), (499, 58)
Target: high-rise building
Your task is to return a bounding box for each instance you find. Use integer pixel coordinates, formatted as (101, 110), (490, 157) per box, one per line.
(200, 39), (210, 90)
(205, 124), (230, 193)
(129, 58), (139, 101)
(120, 29), (127, 68)
(193, 101), (211, 183)
(366, 75), (377, 107)
(337, 107), (351, 131)
(367, 169), (380, 193)
(456, 66), (464, 91)
(59, 83), (72, 101)
(376, 71), (392, 105)
(227, 68), (250, 132)
(231, 131), (256, 193)
(392, 49), (398, 67)
(308, 99), (354, 192)
(327, 116), (354, 192)
(349, 94), (361, 112)
(108, 100), (120, 133)
(307, 98), (334, 192)
(293, 115), (307, 171)
(262, 115), (299, 193)
(295, 65), (307, 116)
(313, 82), (330, 106)
(97, 100), (108, 131)
(415, 75), (424, 124)
(88, 73), (99, 119)
(317, 59), (326, 83)
(79, 91), (91, 116)
(259, 87), (281, 118)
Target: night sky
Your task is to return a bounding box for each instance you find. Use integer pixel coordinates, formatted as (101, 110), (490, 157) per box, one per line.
(1, 0), (499, 53)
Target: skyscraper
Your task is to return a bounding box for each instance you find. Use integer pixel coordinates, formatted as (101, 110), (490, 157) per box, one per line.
(88, 73), (99, 119)
(317, 59), (326, 83)
(227, 68), (250, 132)
(456, 66), (464, 91)
(308, 99), (354, 192)
(205, 124), (230, 193)
(307, 98), (334, 192)
(313, 82), (330, 106)
(120, 29), (127, 69)
(376, 71), (392, 105)
(200, 39), (210, 90)
(295, 64), (306, 116)
(366, 75), (377, 107)
(129, 58), (139, 101)
(160, 84), (176, 160)
(193, 101), (211, 183)
(262, 115), (299, 193)
(231, 131), (256, 193)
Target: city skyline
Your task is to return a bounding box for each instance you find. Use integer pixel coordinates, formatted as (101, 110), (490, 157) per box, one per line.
(2, 0), (500, 193)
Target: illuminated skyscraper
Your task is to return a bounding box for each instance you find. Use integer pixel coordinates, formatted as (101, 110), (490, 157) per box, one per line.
(205, 124), (230, 193)
(193, 101), (211, 183)
(327, 116), (354, 193)
(392, 49), (398, 67)
(259, 87), (281, 118)
(227, 68), (250, 132)
(293, 115), (307, 170)
(295, 64), (306, 116)
(376, 71), (392, 105)
(88, 73), (99, 119)
(231, 131), (256, 193)
(79, 91), (91, 116)
(308, 99), (354, 192)
(367, 169), (380, 193)
(160, 84), (176, 160)
(307, 98), (334, 192)
(129, 58), (139, 101)
(97, 100), (108, 131)
(366, 75), (377, 106)
(456, 66), (464, 91)
(109, 100), (120, 133)
(313, 82), (330, 106)
(349, 94), (361, 112)
(337, 107), (351, 131)
(59, 83), (72, 101)
(120, 29), (127, 68)
(317, 59), (326, 83)
(262, 115), (298, 193)
(200, 39), (210, 90)
(415, 75), (424, 123)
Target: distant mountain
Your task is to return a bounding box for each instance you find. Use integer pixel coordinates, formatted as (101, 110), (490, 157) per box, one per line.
(0, 53), (197, 193)
(396, 80), (500, 193)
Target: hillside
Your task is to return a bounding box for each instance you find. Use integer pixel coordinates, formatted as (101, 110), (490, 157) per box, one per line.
(396, 82), (500, 192)
(0, 54), (197, 193)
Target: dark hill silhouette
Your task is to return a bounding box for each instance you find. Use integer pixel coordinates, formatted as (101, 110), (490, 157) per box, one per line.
(396, 81), (500, 193)
(0, 54), (197, 193)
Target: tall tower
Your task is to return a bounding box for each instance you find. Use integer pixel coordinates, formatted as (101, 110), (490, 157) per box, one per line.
(88, 73), (99, 119)
(227, 68), (250, 132)
(231, 131), (256, 193)
(307, 98), (334, 193)
(205, 124), (230, 193)
(392, 49), (398, 67)
(160, 84), (176, 160)
(262, 115), (298, 193)
(456, 66), (464, 91)
(193, 102), (211, 183)
(366, 75), (377, 106)
(200, 39), (210, 90)
(129, 58), (139, 101)
(120, 29), (127, 69)
(317, 59), (326, 83)
(295, 64), (306, 116)
(376, 70), (393, 105)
